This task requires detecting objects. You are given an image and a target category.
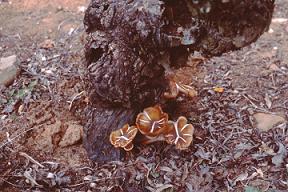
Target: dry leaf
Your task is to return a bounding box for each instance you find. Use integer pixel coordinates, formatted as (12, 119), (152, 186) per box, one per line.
(272, 143), (287, 167)
(23, 169), (42, 187)
(264, 93), (272, 109)
(159, 166), (173, 173)
(259, 142), (276, 155)
(233, 172), (248, 186)
(269, 64), (281, 72)
(214, 87), (224, 93)
(155, 184), (174, 192)
(181, 162), (189, 183)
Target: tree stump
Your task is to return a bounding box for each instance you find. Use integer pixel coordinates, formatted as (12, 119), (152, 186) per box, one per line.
(83, 0), (275, 162)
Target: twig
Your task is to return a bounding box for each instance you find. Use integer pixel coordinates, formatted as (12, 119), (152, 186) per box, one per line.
(222, 130), (234, 146)
(19, 152), (45, 168)
(0, 178), (23, 188)
(58, 19), (72, 31)
(241, 94), (271, 113)
(68, 91), (85, 111)
(0, 127), (35, 149)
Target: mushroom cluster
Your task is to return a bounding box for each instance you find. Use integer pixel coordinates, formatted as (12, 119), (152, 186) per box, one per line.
(109, 105), (194, 151)
(164, 80), (198, 99)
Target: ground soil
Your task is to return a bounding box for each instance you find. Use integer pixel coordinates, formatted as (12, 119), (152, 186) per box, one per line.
(0, 0), (287, 191)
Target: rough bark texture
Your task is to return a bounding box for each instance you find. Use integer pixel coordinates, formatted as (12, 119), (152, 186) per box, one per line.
(83, 105), (138, 162)
(83, 0), (275, 162)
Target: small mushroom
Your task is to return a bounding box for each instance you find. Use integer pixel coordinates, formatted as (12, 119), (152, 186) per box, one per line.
(164, 116), (194, 150)
(164, 80), (197, 99)
(136, 105), (168, 137)
(109, 124), (138, 151)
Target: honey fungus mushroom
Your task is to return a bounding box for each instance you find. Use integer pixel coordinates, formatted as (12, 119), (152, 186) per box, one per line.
(136, 105), (168, 137)
(109, 124), (138, 151)
(165, 116), (194, 150)
(164, 80), (197, 99)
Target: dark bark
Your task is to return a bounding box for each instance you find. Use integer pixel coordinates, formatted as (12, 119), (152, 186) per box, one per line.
(83, 105), (138, 162)
(83, 0), (275, 162)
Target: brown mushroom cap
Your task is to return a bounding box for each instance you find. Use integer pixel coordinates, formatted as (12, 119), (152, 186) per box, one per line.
(123, 142), (134, 151)
(164, 80), (179, 99)
(164, 80), (197, 99)
(176, 83), (197, 98)
(164, 116), (194, 150)
(109, 124), (138, 151)
(136, 105), (168, 137)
